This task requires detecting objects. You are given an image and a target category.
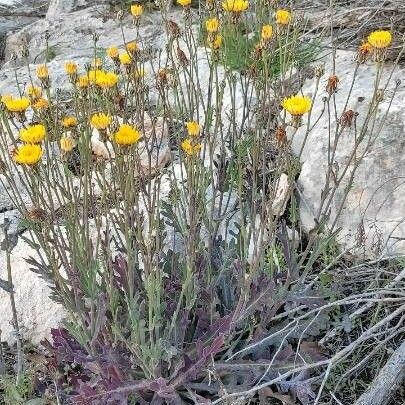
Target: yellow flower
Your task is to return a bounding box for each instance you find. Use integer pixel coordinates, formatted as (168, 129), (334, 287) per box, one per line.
(107, 47), (119, 59)
(208, 34), (222, 50)
(62, 116), (78, 128)
(177, 0), (191, 6)
(36, 65), (49, 80)
(14, 144), (43, 165)
(33, 98), (49, 110)
(186, 121), (200, 136)
(181, 138), (202, 156)
(95, 71), (119, 88)
(114, 124), (142, 146)
(19, 124), (46, 144)
(367, 30), (392, 49)
(60, 135), (75, 152)
(65, 61), (78, 76)
(1, 94), (13, 105)
(126, 41), (138, 54)
(282, 95), (312, 116)
(4, 96), (30, 113)
(222, 0), (248, 13)
(26, 85), (42, 99)
(90, 113), (112, 130)
(206, 17), (219, 33)
(131, 4), (143, 17)
(119, 51), (132, 65)
(261, 24), (273, 41)
(275, 9), (291, 25)
(77, 75), (89, 88)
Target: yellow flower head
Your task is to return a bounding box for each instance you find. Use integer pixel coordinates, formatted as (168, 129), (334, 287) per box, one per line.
(367, 30), (392, 49)
(222, 0), (248, 13)
(208, 34), (222, 50)
(206, 17), (219, 33)
(177, 0), (191, 6)
(282, 95), (312, 116)
(19, 124), (46, 144)
(261, 24), (273, 41)
(131, 4), (143, 17)
(90, 113), (112, 130)
(60, 135), (75, 152)
(126, 41), (138, 54)
(181, 138), (202, 156)
(77, 75), (90, 88)
(65, 61), (78, 76)
(33, 98), (49, 110)
(114, 124), (142, 146)
(119, 51), (132, 65)
(26, 85), (42, 99)
(4, 96), (30, 113)
(36, 65), (49, 80)
(1, 94), (13, 105)
(95, 71), (119, 88)
(275, 9), (291, 25)
(62, 116), (78, 128)
(186, 121), (200, 136)
(107, 46), (119, 59)
(14, 144), (43, 165)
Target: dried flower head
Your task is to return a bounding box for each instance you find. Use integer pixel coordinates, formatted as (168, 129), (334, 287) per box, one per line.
(326, 75), (339, 95)
(274, 126), (287, 146)
(91, 113), (112, 130)
(208, 34), (222, 50)
(368, 30), (392, 49)
(340, 109), (356, 128)
(222, 0), (249, 12)
(92, 57), (102, 70)
(167, 20), (181, 38)
(26, 207), (48, 223)
(36, 65), (49, 80)
(62, 116), (78, 128)
(60, 135), (76, 153)
(130, 3), (143, 17)
(19, 124), (46, 144)
(114, 124), (142, 146)
(26, 85), (42, 100)
(206, 17), (219, 33)
(14, 144), (43, 165)
(282, 95), (312, 116)
(275, 9), (291, 25)
(65, 62), (78, 76)
(186, 121), (200, 136)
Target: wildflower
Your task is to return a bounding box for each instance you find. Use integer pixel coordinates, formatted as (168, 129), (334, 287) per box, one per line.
(90, 113), (112, 130)
(222, 0), (249, 12)
(62, 116), (78, 128)
(14, 144), (43, 165)
(326, 75), (339, 95)
(1, 94), (13, 105)
(26, 85), (42, 99)
(126, 41), (138, 54)
(208, 34), (222, 50)
(181, 138), (202, 156)
(275, 9), (291, 25)
(340, 109), (356, 128)
(282, 95), (312, 116)
(114, 123), (142, 146)
(36, 65), (49, 80)
(92, 58), (102, 69)
(274, 126), (287, 146)
(19, 124), (46, 144)
(33, 98), (49, 110)
(357, 41), (373, 63)
(186, 121), (200, 136)
(261, 25), (273, 41)
(130, 3), (143, 17)
(119, 51), (132, 65)
(65, 61), (78, 76)
(95, 71), (119, 88)
(177, 0), (191, 6)
(60, 135), (76, 153)
(77, 75), (90, 88)
(368, 30), (392, 49)
(167, 20), (181, 39)
(206, 17), (219, 33)
(4, 96), (30, 113)
(107, 47), (119, 60)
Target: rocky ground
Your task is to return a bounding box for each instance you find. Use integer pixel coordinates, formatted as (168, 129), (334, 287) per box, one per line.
(0, 0), (404, 354)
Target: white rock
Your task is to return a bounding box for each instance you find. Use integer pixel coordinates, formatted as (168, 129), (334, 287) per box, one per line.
(271, 173), (290, 217)
(293, 50), (405, 258)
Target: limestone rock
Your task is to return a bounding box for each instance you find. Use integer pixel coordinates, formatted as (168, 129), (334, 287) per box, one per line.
(293, 50), (405, 258)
